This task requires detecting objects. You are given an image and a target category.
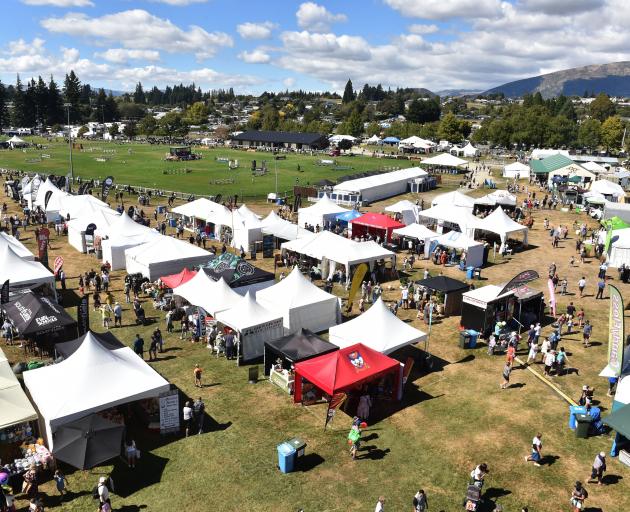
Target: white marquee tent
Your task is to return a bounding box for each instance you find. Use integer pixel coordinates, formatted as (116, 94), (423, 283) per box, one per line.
(463, 142), (479, 157)
(474, 207), (529, 248)
(67, 207), (120, 253)
(503, 161), (530, 178)
(100, 213), (160, 270)
(231, 210), (263, 252)
(174, 273), (241, 316)
(260, 211), (310, 241)
(581, 161), (608, 174)
(475, 190), (517, 207)
(392, 223), (437, 255)
(332, 167), (428, 203)
(418, 204), (481, 237)
(0, 231), (34, 260)
(60, 194), (110, 220)
(257, 267), (340, 334)
(384, 199), (420, 225)
(0, 347), (38, 431)
(420, 153), (468, 168)
(124, 235), (210, 280)
(215, 291), (284, 361)
(589, 180), (625, 201)
(298, 194), (349, 229)
(22, 174), (42, 209)
(366, 135), (381, 144)
(328, 298), (427, 354)
(23, 332), (169, 448)
(8, 135), (27, 148)
(34, 179), (68, 221)
(0, 245), (55, 296)
(431, 190), (476, 210)
(432, 230), (485, 267)
(608, 228), (630, 268)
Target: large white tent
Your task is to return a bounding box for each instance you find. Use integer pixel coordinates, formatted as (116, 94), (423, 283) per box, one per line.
(474, 206), (529, 248)
(366, 135), (381, 144)
(231, 210), (263, 252)
(8, 135), (27, 148)
(608, 228), (630, 267)
(174, 273), (241, 316)
(215, 291), (284, 361)
(124, 235), (210, 280)
(171, 198), (231, 236)
(0, 245), (55, 296)
(281, 230), (395, 280)
(60, 194), (110, 220)
(420, 153), (468, 168)
(260, 211), (310, 241)
(22, 174), (42, 209)
(298, 194), (349, 229)
(100, 213), (160, 270)
(475, 190), (517, 207)
(589, 180), (625, 201)
(332, 167), (428, 203)
(392, 223), (437, 255)
(67, 207), (120, 253)
(432, 230), (485, 267)
(431, 190), (476, 210)
(384, 199), (420, 225)
(328, 298), (427, 354)
(503, 161), (530, 178)
(418, 204), (480, 237)
(237, 204), (262, 221)
(0, 348), (38, 431)
(257, 267), (340, 334)
(581, 161), (608, 174)
(0, 231), (34, 260)
(23, 332), (169, 448)
(34, 179), (68, 222)
(463, 142), (479, 157)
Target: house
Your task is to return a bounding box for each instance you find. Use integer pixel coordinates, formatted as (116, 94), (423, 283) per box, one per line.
(230, 130), (329, 150)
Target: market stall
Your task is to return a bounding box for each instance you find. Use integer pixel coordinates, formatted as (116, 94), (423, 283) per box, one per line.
(460, 283), (544, 336)
(429, 230), (486, 268)
(67, 206), (120, 253)
(392, 223), (437, 256)
(257, 267), (341, 334)
(384, 199), (420, 225)
(264, 329), (338, 391)
(349, 212), (405, 243)
(171, 198), (230, 236)
(174, 272), (241, 316)
(160, 268), (197, 289)
(328, 298), (426, 354)
(503, 161), (530, 179)
(0, 232), (34, 260)
(215, 291), (284, 362)
(100, 212), (161, 270)
(0, 246), (56, 298)
(474, 206), (529, 250)
(415, 275), (470, 316)
(297, 194), (349, 230)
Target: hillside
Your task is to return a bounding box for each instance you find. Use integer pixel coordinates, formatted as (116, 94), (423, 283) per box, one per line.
(484, 61), (630, 98)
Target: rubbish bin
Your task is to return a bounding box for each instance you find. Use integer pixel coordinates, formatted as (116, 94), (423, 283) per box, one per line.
(169, 218), (177, 227)
(466, 266), (475, 279)
(459, 331), (470, 349)
(277, 442), (296, 473)
(287, 437), (306, 458)
(467, 330), (479, 349)
(575, 414), (593, 438)
(569, 405), (587, 429)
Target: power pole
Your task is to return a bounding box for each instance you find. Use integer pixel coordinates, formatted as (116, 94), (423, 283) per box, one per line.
(63, 103), (74, 184)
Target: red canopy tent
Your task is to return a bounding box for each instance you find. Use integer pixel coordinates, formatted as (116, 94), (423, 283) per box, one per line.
(349, 213), (405, 242)
(293, 343), (402, 403)
(160, 268), (197, 289)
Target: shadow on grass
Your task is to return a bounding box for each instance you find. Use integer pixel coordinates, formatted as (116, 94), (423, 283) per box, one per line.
(509, 383), (526, 389)
(356, 446), (390, 460)
(541, 454), (560, 466)
(455, 354), (475, 364)
(478, 487), (512, 512)
(118, 505), (148, 511)
(602, 474), (623, 485)
(110, 450), (169, 498)
(297, 453), (325, 472)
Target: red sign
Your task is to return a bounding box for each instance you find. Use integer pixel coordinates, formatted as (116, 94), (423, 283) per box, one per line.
(37, 228), (50, 267)
(54, 256), (64, 276)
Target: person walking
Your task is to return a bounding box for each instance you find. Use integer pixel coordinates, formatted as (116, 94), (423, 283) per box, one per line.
(133, 334), (144, 359)
(113, 302), (122, 327)
(97, 476), (110, 507)
(588, 452), (606, 485)
(193, 396), (205, 435)
(412, 489), (428, 512)
(348, 417), (362, 460)
(525, 433), (543, 466)
(101, 304), (112, 329)
(183, 401), (193, 437)
(59, 268), (66, 290)
(148, 335), (159, 361)
(53, 469), (68, 497)
(501, 361), (512, 389)
(582, 321), (592, 348)
(595, 278), (605, 299)
(578, 276), (586, 298)
(193, 364), (202, 388)
(570, 481), (588, 511)
(375, 496), (385, 512)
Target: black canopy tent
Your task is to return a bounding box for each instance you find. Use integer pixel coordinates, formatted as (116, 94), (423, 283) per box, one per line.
(264, 328), (339, 376)
(2, 292), (77, 354)
(201, 252), (275, 293)
(55, 331), (124, 359)
(415, 275), (470, 316)
(52, 413), (125, 470)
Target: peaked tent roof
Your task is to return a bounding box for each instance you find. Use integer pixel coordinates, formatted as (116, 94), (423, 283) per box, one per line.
(463, 142), (478, 156)
(529, 154), (574, 174)
(0, 231), (34, 260)
(418, 204), (481, 233)
(294, 343), (399, 395)
(0, 347), (38, 430)
(160, 268), (197, 289)
(23, 331), (170, 428)
(475, 206), (529, 242)
(125, 235), (209, 264)
(0, 245), (54, 287)
(8, 135), (26, 145)
(475, 190), (517, 207)
(298, 193), (348, 217)
(238, 204), (262, 220)
(366, 135), (381, 143)
(420, 153), (468, 167)
(590, 179), (625, 198)
(260, 210), (283, 228)
(581, 160), (608, 173)
(104, 211), (160, 242)
(172, 198), (227, 220)
(393, 223), (437, 240)
(215, 291), (282, 331)
(431, 190), (476, 209)
(434, 230), (482, 250)
(3, 292), (76, 336)
(504, 161), (530, 172)
(265, 328), (338, 363)
(416, 275), (470, 293)
(257, 267), (337, 309)
(385, 199), (418, 213)
(174, 272), (241, 315)
(349, 212), (405, 230)
(60, 194), (110, 219)
(328, 298), (427, 354)
(202, 252), (275, 288)
(55, 331), (125, 359)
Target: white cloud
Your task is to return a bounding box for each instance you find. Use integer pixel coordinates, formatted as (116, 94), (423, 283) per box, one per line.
(41, 9), (233, 60)
(518, 0), (604, 15)
(238, 49), (271, 64)
(408, 24), (439, 35)
(7, 38), (46, 56)
(384, 0), (502, 20)
(237, 21), (277, 40)
(280, 31), (371, 60)
(296, 2), (347, 32)
(283, 77), (296, 88)
(21, 0), (94, 6)
(96, 48), (161, 64)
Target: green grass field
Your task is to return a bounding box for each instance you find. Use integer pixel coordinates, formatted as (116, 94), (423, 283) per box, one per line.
(0, 138), (415, 199)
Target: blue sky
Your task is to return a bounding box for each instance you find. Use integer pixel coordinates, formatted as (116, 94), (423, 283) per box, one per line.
(0, 0), (628, 94)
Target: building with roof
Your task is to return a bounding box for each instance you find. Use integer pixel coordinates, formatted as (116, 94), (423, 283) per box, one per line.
(230, 130), (329, 150)
(530, 154), (595, 185)
(330, 167), (428, 204)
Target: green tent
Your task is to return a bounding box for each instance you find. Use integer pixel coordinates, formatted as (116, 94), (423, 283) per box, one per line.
(567, 175), (581, 183)
(603, 403), (630, 438)
(601, 216), (630, 231)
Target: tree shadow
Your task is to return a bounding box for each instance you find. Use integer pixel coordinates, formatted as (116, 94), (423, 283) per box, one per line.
(297, 453), (325, 472)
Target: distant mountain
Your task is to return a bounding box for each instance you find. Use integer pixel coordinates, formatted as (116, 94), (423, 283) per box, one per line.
(437, 89), (483, 97)
(412, 87), (437, 98)
(483, 61), (630, 98)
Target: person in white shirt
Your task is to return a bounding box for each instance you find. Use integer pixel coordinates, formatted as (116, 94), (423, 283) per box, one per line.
(374, 496), (385, 512)
(183, 401), (193, 437)
(578, 277), (586, 298)
(525, 433), (543, 466)
(97, 476), (110, 504)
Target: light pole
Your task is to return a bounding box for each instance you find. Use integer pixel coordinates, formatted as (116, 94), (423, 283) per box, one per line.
(64, 103), (74, 184)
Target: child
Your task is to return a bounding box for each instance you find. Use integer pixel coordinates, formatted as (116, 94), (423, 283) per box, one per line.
(193, 364), (202, 388)
(501, 361), (512, 389)
(566, 315), (574, 334)
(347, 417), (362, 460)
(53, 469), (68, 496)
(560, 278), (568, 295)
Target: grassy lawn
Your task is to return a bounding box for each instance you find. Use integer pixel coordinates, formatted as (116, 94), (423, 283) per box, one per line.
(1, 182), (629, 511)
(0, 138), (415, 199)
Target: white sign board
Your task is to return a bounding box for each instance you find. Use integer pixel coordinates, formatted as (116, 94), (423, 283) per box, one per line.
(159, 389), (180, 434)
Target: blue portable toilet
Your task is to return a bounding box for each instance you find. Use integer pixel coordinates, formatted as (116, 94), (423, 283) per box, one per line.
(466, 266), (475, 280)
(277, 442), (296, 473)
(467, 329), (479, 348)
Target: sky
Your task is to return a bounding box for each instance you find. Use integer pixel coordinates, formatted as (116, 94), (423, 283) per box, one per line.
(0, 0), (629, 94)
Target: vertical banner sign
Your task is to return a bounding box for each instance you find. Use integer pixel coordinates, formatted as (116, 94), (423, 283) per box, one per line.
(44, 190), (53, 210)
(547, 278), (556, 317)
(77, 295), (90, 336)
(159, 389), (180, 434)
(1, 280), (9, 304)
(53, 256), (64, 277)
(345, 263), (368, 313)
(37, 227), (50, 268)
(101, 176), (115, 201)
(324, 392), (347, 430)
(607, 285), (625, 377)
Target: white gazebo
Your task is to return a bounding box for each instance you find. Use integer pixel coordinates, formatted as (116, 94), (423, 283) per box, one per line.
(0, 245), (55, 297)
(174, 273), (241, 316)
(384, 199), (420, 225)
(0, 231), (34, 260)
(297, 194), (348, 229)
(100, 212), (161, 270)
(462, 142), (479, 157)
(421, 153), (468, 168)
(503, 161), (530, 178)
(474, 206), (529, 249)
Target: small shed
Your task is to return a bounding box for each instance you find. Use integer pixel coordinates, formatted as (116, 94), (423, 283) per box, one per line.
(415, 275), (470, 316)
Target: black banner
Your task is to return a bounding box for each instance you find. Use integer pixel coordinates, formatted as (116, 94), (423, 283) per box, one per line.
(262, 234), (274, 258)
(293, 193), (302, 213)
(101, 176), (115, 201)
(44, 190), (53, 210)
(10, 183), (20, 201)
(498, 269), (540, 296)
(1, 280), (9, 304)
(85, 223), (97, 236)
(77, 295), (90, 336)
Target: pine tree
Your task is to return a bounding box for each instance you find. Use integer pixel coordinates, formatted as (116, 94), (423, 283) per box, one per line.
(47, 76), (64, 126)
(342, 79), (355, 104)
(35, 76), (48, 128)
(63, 70), (82, 122)
(133, 82), (146, 104)
(104, 92), (119, 121)
(0, 81), (8, 130)
(11, 75), (28, 127)
(95, 88), (107, 122)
